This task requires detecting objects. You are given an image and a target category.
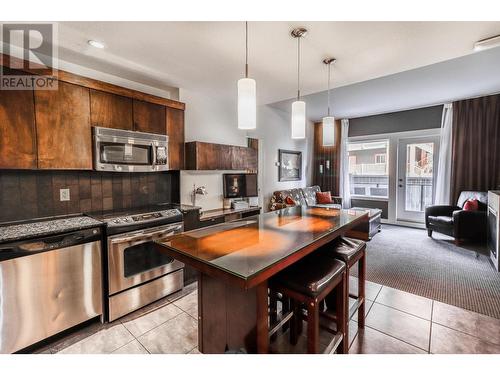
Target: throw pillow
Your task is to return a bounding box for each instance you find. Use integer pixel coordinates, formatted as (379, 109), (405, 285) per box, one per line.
(463, 199), (479, 211)
(285, 196), (296, 205)
(316, 191), (333, 204)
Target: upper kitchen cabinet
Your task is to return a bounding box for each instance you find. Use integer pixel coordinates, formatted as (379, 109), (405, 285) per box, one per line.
(133, 99), (166, 135)
(90, 89), (133, 130)
(185, 141), (257, 170)
(231, 145), (258, 170)
(0, 70), (37, 169)
(35, 81), (92, 169)
(166, 107), (185, 170)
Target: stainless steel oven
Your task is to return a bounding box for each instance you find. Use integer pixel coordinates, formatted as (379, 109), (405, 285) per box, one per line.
(93, 126), (168, 172)
(107, 221), (184, 321)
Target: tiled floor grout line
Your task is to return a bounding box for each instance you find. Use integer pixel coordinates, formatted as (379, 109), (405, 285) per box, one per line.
(427, 300), (434, 353)
(170, 291), (198, 318)
(362, 324), (429, 353)
(430, 321), (500, 349)
(137, 338), (151, 354)
(364, 290), (431, 353)
(109, 325), (138, 354)
(371, 285), (383, 302)
(370, 300), (432, 322)
(348, 291), (377, 351)
(126, 308), (185, 341)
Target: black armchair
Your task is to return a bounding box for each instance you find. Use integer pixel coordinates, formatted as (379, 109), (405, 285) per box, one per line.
(425, 191), (488, 245)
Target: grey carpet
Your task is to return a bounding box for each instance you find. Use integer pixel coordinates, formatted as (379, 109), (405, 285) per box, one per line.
(351, 224), (500, 319)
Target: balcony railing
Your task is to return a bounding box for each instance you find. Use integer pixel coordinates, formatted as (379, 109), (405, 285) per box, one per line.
(349, 175), (433, 210)
(350, 163), (387, 175)
(405, 176), (433, 212)
(350, 175), (388, 198)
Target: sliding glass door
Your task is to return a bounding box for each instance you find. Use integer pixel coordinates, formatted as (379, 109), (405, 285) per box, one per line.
(396, 136), (440, 223)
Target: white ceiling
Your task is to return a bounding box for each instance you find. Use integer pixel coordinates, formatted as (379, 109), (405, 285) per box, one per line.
(57, 21), (500, 106)
(271, 45), (500, 119)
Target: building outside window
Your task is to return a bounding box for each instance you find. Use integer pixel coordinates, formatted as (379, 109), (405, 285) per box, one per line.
(405, 143), (434, 211)
(348, 140), (389, 198)
(375, 153), (386, 164)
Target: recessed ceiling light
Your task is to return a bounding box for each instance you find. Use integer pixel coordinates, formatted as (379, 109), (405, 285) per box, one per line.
(88, 40), (105, 49)
(474, 35), (500, 52)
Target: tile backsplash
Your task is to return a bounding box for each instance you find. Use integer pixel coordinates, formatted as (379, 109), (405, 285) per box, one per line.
(0, 170), (180, 223)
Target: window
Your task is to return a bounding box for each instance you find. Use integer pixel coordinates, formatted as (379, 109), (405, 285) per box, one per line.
(348, 140), (389, 198)
(375, 154), (386, 164)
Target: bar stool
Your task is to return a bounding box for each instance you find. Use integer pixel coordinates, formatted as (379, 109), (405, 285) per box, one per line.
(269, 252), (348, 354)
(324, 237), (367, 345)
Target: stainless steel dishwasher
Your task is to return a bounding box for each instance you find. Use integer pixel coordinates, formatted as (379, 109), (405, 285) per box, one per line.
(0, 227), (103, 353)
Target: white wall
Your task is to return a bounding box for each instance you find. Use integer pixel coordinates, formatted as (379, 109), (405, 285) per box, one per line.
(179, 89), (314, 212)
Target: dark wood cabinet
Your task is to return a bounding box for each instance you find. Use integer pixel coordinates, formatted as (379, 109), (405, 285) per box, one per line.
(133, 99), (166, 135)
(231, 146), (258, 170)
(186, 142), (216, 170)
(90, 89), (133, 130)
(185, 141), (257, 170)
(0, 72), (37, 169)
(218, 144), (233, 170)
(35, 81), (92, 169)
(166, 108), (185, 170)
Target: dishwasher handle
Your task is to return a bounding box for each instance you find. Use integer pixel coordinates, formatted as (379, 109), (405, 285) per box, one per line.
(0, 227), (102, 261)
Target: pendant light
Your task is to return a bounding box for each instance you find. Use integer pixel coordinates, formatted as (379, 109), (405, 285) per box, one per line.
(237, 21), (256, 130)
(291, 28), (307, 139)
(322, 58), (336, 146)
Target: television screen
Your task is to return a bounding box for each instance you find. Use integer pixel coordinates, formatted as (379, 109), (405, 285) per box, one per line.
(223, 173), (258, 198)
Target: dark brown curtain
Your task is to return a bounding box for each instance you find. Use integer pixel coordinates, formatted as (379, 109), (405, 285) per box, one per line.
(451, 94), (500, 203)
(312, 121), (341, 195)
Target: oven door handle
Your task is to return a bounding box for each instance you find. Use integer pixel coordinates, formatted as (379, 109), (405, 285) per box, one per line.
(109, 225), (182, 245)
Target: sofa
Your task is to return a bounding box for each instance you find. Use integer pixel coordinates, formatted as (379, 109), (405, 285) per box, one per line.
(269, 186), (382, 240)
(268, 185), (342, 211)
(425, 191), (488, 245)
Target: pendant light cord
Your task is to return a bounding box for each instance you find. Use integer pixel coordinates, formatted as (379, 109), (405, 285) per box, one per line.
(327, 62), (331, 116)
(297, 36), (301, 100)
(245, 21), (249, 78)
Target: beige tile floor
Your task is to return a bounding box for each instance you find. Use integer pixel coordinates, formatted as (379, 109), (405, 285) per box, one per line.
(33, 279), (500, 354)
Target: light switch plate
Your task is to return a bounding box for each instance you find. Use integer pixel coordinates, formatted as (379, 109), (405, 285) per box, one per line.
(59, 188), (70, 201)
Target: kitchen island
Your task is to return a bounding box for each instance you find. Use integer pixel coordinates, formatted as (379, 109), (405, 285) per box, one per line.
(154, 205), (368, 353)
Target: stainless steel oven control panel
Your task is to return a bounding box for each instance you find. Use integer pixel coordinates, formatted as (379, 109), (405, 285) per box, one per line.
(104, 209), (182, 228)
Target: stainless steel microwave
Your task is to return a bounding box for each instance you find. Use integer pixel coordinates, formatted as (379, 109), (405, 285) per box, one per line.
(93, 127), (169, 172)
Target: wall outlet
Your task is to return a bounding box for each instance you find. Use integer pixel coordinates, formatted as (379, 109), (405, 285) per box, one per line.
(59, 188), (70, 201)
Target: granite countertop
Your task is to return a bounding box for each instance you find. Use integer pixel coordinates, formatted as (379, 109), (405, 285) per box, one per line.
(173, 204), (202, 212)
(0, 215), (104, 244)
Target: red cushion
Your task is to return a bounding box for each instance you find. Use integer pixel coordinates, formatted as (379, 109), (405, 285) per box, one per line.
(463, 199), (479, 211)
(285, 196), (296, 205)
(316, 191), (333, 204)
